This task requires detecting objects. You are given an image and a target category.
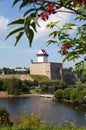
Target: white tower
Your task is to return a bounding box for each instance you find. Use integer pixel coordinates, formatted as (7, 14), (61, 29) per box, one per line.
(37, 49), (49, 62)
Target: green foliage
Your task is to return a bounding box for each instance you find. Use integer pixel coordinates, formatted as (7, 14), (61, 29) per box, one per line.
(21, 80), (30, 93)
(0, 111), (86, 130)
(54, 89), (63, 99)
(63, 88), (72, 100)
(80, 73), (86, 83)
(63, 72), (76, 85)
(70, 88), (78, 102)
(0, 125), (86, 130)
(0, 77), (39, 95)
(77, 88), (86, 103)
(7, 78), (22, 95)
(19, 112), (41, 130)
(54, 81), (86, 104)
(40, 85), (49, 94)
(2, 79), (9, 91)
(30, 75), (50, 82)
(0, 107), (12, 127)
(0, 79), (3, 91)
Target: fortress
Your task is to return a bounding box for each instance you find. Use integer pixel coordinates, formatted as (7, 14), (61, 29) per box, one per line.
(30, 49), (63, 80)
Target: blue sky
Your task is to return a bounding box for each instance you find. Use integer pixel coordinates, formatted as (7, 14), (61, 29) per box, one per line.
(0, 0), (77, 69)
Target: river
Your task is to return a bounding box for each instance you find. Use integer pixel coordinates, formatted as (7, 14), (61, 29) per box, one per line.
(0, 96), (86, 126)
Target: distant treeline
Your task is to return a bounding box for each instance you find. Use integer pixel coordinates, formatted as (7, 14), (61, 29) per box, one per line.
(0, 67), (30, 74)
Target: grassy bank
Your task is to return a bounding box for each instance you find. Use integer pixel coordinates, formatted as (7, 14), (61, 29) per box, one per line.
(0, 125), (86, 130)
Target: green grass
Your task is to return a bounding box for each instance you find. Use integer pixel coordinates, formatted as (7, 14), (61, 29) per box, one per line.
(0, 125), (86, 130)
(30, 75), (50, 82)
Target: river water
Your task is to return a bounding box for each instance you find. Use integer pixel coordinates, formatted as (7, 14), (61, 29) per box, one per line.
(0, 96), (86, 126)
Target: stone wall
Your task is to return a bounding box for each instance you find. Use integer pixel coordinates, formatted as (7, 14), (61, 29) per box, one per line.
(0, 74), (33, 81)
(30, 62), (51, 78)
(30, 62), (62, 80)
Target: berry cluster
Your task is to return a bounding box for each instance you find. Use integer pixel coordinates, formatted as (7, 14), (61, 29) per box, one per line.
(76, 0), (86, 4)
(39, 2), (57, 21)
(61, 43), (71, 55)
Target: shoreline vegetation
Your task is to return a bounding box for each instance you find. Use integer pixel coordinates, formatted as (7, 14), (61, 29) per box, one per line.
(0, 107), (86, 130)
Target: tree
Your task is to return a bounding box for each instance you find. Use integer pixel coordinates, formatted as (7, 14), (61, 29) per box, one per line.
(5, 0), (86, 71)
(7, 78), (22, 95)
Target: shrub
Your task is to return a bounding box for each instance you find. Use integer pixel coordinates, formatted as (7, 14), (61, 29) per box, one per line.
(0, 107), (12, 127)
(77, 88), (86, 103)
(63, 88), (73, 100)
(70, 88), (78, 102)
(19, 112), (41, 129)
(54, 89), (63, 99)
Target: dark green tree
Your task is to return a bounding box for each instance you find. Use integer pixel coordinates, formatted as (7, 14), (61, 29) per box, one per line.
(7, 78), (22, 95)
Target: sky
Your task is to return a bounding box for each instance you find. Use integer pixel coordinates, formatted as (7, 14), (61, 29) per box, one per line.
(0, 0), (78, 69)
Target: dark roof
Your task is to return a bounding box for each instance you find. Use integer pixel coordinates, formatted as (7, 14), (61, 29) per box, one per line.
(37, 49), (49, 56)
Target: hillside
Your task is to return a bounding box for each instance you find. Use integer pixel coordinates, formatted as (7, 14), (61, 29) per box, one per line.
(0, 74), (33, 81)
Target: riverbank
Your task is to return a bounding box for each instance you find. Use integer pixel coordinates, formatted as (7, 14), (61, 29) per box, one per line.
(0, 91), (54, 98)
(5, 93), (41, 98)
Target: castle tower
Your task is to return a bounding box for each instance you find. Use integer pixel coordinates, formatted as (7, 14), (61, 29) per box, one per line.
(37, 49), (49, 62)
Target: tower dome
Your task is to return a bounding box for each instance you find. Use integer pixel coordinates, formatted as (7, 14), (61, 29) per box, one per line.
(37, 49), (49, 62)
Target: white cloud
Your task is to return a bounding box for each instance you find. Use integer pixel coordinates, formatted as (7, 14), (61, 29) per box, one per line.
(0, 15), (9, 40)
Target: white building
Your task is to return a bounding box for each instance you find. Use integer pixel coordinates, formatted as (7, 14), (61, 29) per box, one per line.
(37, 49), (49, 62)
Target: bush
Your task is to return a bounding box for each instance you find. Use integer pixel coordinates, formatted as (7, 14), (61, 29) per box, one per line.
(63, 88), (73, 100)
(0, 107), (12, 127)
(19, 112), (41, 129)
(54, 89), (63, 99)
(77, 88), (86, 103)
(70, 88), (78, 102)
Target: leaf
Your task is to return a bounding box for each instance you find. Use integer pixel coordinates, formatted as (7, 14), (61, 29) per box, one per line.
(24, 8), (37, 17)
(20, 1), (30, 10)
(5, 27), (24, 40)
(75, 16), (86, 21)
(63, 23), (76, 30)
(25, 28), (34, 47)
(46, 21), (60, 29)
(31, 22), (37, 32)
(49, 31), (58, 38)
(47, 40), (57, 45)
(8, 18), (24, 25)
(33, 17), (40, 27)
(12, 0), (21, 7)
(14, 32), (24, 46)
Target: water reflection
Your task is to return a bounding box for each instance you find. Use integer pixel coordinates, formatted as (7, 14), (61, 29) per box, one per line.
(0, 96), (86, 126)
